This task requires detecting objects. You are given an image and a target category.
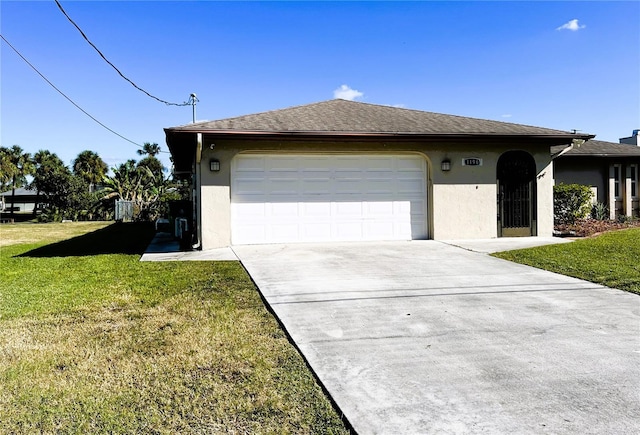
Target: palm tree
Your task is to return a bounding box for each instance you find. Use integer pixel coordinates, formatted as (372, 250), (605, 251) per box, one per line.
(0, 148), (14, 214)
(0, 146), (34, 219)
(72, 150), (108, 192)
(137, 142), (161, 158)
(137, 142), (165, 185)
(101, 160), (137, 202)
(102, 160), (163, 220)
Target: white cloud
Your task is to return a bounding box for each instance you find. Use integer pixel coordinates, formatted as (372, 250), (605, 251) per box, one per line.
(333, 84), (364, 101)
(502, 114), (512, 118)
(556, 19), (586, 31)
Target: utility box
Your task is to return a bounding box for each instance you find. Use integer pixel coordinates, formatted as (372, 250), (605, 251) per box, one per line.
(168, 200), (193, 250)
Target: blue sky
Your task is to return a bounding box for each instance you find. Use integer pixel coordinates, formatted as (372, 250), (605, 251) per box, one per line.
(1, 1), (638, 172)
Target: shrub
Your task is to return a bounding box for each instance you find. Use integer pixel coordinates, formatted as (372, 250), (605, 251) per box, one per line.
(617, 214), (637, 224)
(591, 202), (608, 221)
(554, 183), (593, 224)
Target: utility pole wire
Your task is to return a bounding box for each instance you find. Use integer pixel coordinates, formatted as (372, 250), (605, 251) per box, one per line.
(54, 0), (190, 107)
(1, 33), (145, 150)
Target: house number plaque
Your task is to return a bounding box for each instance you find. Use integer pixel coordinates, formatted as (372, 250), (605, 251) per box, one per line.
(462, 158), (483, 166)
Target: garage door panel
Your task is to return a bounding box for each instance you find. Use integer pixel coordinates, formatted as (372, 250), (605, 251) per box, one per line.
(367, 221), (398, 239)
(334, 201), (364, 217)
(365, 179), (396, 194)
(396, 200), (420, 215)
(235, 156), (266, 172)
(302, 178), (331, 194)
(303, 156), (331, 170)
(334, 171), (364, 179)
(233, 178), (267, 197)
(397, 220), (414, 235)
(271, 223), (299, 242)
(397, 178), (426, 194)
(334, 157), (365, 170)
(231, 154), (428, 244)
(334, 179), (362, 193)
(409, 201), (426, 220)
(336, 222), (364, 239)
(266, 156), (298, 171)
(366, 158), (394, 170)
(396, 156), (424, 170)
(334, 173), (363, 182)
(302, 202), (332, 217)
(301, 223), (332, 240)
(233, 224), (267, 245)
(269, 202), (299, 217)
(268, 179), (299, 195)
(234, 202), (266, 217)
(365, 201), (395, 215)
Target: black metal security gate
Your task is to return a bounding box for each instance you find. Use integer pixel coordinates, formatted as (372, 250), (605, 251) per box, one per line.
(497, 151), (537, 237)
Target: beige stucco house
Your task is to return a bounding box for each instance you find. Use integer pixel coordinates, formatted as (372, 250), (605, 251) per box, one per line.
(553, 136), (640, 219)
(165, 99), (592, 250)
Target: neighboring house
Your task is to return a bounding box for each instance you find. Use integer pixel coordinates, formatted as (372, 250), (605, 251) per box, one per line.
(553, 136), (640, 219)
(0, 187), (40, 220)
(619, 129), (640, 146)
(165, 99), (592, 250)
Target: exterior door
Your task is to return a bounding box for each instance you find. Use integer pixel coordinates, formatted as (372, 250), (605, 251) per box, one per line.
(497, 151), (536, 237)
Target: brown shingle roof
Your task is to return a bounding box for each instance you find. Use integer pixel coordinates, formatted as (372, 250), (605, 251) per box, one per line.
(552, 140), (640, 158)
(167, 99), (588, 137)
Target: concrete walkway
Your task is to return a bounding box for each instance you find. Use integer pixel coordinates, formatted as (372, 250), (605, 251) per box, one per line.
(232, 241), (640, 435)
(140, 232), (237, 261)
(140, 234), (570, 261)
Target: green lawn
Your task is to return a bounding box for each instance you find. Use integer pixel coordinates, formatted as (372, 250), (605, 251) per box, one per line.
(493, 228), (640, 295)
(0, 222), (349, 434)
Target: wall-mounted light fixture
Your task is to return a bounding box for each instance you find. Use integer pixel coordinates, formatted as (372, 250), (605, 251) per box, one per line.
(210, 159), (220, 172)
(441, 158), (451, 172)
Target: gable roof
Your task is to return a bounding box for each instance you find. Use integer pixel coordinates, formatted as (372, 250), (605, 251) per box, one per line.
(166, 99), (591, 138)
(552, 139), (640, 158)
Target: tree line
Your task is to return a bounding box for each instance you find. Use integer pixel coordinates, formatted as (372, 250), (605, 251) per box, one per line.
(0, 143), (187, 222)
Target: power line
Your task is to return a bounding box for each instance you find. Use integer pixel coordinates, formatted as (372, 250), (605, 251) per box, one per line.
(54, 0), (190, 107)
(0, 33), (146, 150)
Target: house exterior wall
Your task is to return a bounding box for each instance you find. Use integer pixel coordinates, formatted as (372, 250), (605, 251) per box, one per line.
(554, 157), (640, 219)
(553, 158), (608, 203)
(199, 148), (235, 249)
(197, 138), (554, 249)
(536, 154), (555, 237)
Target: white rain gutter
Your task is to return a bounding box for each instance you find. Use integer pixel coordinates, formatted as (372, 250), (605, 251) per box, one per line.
(192, 133), (203, 250)
(551, 138), (586, 160)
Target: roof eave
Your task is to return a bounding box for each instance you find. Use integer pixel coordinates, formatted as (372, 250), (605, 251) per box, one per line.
(558, 153), (640, 158)
(164, 128), (593, 142)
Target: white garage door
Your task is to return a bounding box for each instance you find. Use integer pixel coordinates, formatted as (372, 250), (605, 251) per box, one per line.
(231, 154), (427, 245)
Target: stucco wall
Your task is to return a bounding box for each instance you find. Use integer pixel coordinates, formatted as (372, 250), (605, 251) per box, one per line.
(431, 184), (497, 239)
(199, 148), (236, 249)
(554, 158), (607, 203)
(535, 152), (554, 237)
(196, 138), (555, 248)
(429, 149), (499, 239)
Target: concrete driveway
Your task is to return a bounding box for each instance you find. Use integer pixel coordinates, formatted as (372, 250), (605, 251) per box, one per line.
(232, 241), (640, 435)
